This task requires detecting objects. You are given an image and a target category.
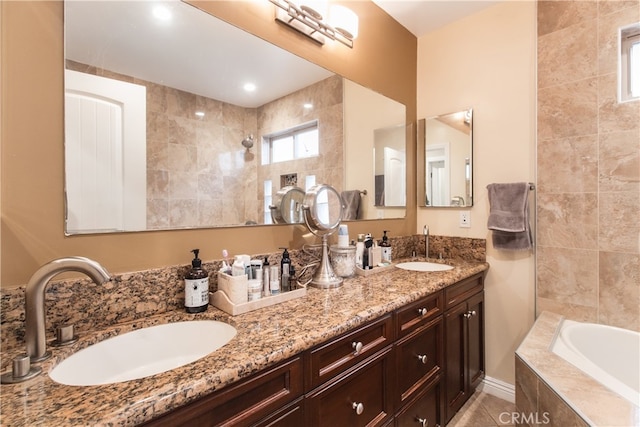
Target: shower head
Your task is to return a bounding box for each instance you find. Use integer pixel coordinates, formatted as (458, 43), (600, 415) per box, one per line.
(241, 135), (254, 150)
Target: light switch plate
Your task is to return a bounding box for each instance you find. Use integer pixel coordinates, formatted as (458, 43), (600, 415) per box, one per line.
(459, 211), (471, 228)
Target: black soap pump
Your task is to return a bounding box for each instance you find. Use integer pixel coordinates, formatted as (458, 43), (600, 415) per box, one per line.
(280, 248), (292, 292)
(184, 249), (209, 313)
(380, 230), (392, 263)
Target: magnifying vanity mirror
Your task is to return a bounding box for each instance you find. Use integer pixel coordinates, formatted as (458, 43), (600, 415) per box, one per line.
(417, 109), (473, 208)
(63, 0), (407, 235)
(302, 184), (344, 289)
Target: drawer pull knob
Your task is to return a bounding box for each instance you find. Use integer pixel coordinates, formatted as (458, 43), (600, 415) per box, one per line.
(352, 402), (364, 415)
(417, 308), (427, 316)
(464, 310), (477, 319)
(416, 417), (429, 427)
(417, 354), (428, 364)
(352, 341), (363, 355)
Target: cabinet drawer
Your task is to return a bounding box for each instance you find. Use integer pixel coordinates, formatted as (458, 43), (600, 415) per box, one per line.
(395, 316), (443, 406)
(143, 357), (303, 427)
(444, 273), (484, 310)
(254, 397), (304, 427)
(305, 347), (393, 427)
(395, 376), (442, 427)
(395, 291), (443, 338)
(305, 314), (394, 390)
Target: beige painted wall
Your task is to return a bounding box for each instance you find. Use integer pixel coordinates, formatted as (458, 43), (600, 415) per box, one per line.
(0, 1), (416, 287)
(416, 2), (537, 386)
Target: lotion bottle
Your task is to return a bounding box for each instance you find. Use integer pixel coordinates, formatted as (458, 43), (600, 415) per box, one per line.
(184, 249), (209, 313)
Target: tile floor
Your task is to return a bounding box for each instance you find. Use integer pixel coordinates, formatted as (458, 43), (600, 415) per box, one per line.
(447, 391), (517, 427)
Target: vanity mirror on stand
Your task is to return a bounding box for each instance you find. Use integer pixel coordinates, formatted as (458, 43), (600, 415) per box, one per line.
(417, 109), (473, 208)
(302, 184), (344, 289)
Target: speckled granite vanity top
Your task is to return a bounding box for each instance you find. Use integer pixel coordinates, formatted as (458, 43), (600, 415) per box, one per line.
(1, 259), (488, 426)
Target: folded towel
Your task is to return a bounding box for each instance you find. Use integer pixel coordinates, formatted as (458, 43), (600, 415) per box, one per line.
(486, 182), (533, 251)
(341, 190), (361, 220)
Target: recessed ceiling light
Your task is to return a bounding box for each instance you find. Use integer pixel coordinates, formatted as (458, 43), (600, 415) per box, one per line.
(195, 111), (205, 118)
(303, 103), (313, 109)
(243, 83), (256, 92)
(152, 5), (172, 22)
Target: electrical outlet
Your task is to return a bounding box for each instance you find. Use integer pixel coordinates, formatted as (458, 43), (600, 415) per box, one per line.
(459, 211), (471, 228)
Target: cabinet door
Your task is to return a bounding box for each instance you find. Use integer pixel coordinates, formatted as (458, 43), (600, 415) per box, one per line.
(466, 291), (484, 391)
(395, 316), (442, 406)
(395, 377), (442, 427)
(443, 301), (467, 424)
(306, 348), (393, 427)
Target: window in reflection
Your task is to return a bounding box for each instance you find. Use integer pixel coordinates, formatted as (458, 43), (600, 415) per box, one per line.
(262, 122), (319, 164)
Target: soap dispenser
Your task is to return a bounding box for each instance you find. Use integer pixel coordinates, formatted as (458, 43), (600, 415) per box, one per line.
(380, 230), (392, 263)
(184, 249), (209, 313)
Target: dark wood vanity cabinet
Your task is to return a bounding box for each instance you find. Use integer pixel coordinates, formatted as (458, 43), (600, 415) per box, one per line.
(443, 273), (485, 424)
(142, 272), (485, 427)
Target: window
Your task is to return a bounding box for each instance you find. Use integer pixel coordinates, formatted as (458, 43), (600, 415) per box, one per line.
(262, 122), (319, 165)
(620, 23), (640, 103)
(264, 180), (273, 224)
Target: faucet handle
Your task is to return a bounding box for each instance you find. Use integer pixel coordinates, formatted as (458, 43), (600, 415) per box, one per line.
(52, 324), (78, 347)
(0, 354), (42, 384)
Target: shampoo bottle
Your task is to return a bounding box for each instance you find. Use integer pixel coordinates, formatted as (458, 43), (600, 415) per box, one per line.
(184, 249), (209, 313)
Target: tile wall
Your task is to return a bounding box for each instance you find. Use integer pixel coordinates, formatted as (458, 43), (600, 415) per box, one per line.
(66, 61), (342, 229)
(536, 0), (640, 331)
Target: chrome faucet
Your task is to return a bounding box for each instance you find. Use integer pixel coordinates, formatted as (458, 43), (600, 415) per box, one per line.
(423, 225), (429, 259)
(25, 257), (112, 362)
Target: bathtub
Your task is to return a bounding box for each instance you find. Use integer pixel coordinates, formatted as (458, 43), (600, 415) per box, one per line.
(551, 318), (640, 407)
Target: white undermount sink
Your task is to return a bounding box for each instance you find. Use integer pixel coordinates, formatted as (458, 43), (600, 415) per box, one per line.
(49, 320), (237, 386)
(395, 261), (454, 272)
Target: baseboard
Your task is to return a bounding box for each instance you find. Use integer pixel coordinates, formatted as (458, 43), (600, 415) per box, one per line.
(480, 375), (515, 403)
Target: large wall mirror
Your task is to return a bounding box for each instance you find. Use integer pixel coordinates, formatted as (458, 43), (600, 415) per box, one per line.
(63, 1), (406, 235)
(417, 109), (473, 208)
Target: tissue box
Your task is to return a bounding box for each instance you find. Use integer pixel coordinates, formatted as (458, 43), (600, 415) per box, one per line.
(217, 272), (248, 305)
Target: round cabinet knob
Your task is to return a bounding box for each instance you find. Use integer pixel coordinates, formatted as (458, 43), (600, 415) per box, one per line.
(417, 354), (428, 364)
(469, 310), (477, 316)
(417, 308), (427, 316)
(352, 341), (363, 355)
(416, 417), (429, 427)
(352, 402), (364, 415)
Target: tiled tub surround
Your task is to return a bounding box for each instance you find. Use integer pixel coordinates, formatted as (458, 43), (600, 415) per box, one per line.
(516, 311), (640, 427)
(0, 235), (485, 425)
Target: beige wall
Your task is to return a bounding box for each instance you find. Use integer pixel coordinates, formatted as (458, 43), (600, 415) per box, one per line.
(417, 2), (537, 386)
(536, 1), (640, 331)
(0, 1), (416, 287)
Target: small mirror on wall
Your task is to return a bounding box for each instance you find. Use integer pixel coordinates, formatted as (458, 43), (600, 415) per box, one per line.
(417, 109), (473, 208)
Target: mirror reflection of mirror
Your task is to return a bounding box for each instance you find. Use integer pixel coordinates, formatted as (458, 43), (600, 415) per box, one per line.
(373, 124), (407, 208)
(269, 186), (305, 224)
(63, 1), (407, 234)
(418, 109), (473, 208)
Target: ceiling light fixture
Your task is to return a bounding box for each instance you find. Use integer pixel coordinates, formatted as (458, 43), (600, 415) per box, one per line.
(269, 0), (359, 48)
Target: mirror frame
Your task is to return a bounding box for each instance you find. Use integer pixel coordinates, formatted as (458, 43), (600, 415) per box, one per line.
(416, 109), (473, 208)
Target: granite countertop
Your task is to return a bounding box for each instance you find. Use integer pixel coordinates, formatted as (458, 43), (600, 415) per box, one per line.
(1, 259), (488, 426)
